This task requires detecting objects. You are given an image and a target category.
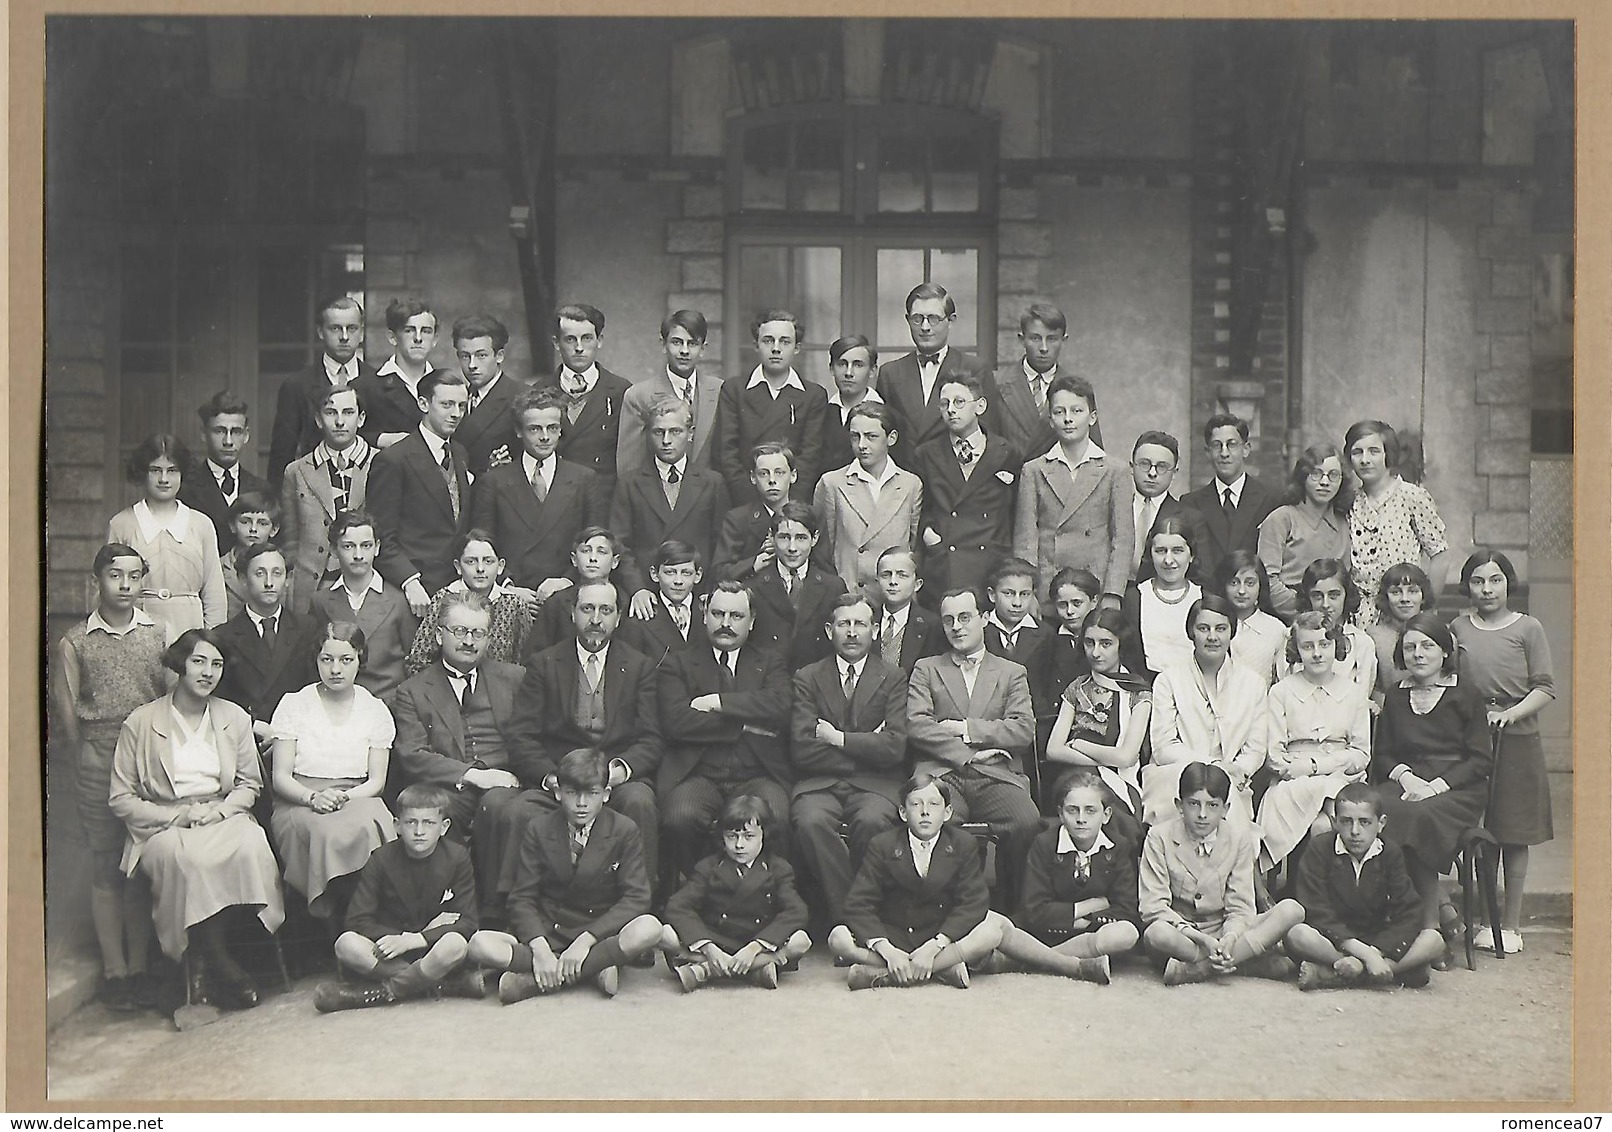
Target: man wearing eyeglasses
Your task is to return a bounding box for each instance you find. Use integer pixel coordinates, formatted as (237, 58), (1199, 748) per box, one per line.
(1179, 413), (1281, 572)
(1129, 430), (1197, 585)
(875, 282), (1000, 462)
(391, 591), (528, 904)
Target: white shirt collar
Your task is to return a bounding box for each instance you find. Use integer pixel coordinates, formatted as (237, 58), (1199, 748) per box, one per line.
(444, 577), (506, 602)
(377, 355), (433, 382)
(955, 646), (988, 667)
(987, 610), (1038, 634)
(561, 363), (599, 391)
(443, 660), (477, 690)
(828, 386), (884, 411)
(908, 830), (941, 862)
(1293, 673), (1349, 702)
(322, 353), (358, 383)
(577, 641), (610, 671)
(1334, 835), (1385, 870)
(659, 457), (687, 482)
(1022, 359), (1057, 383)
(662, 593), (692, 615)
(847, 458), (898, 489)
(206, 458), (238, 484)
(330, 570), (385, 595)
(1216, 472), (1248, 501)
(881, 603), (912, 634)
(666, 367), (698, 392)
(746, 365), (806, 394)
(418, 425), (450, 462)
(1056, 826), (1116, 856)
(312, 438), (370, 469)
(133, 499), (193, 544)
(245, 606), (281, 633)
(469, 373), (503, 403)
(523, 450), (555, 483)
(837, 655), (864, 684)
(1041, 440), (1107, 468)
(86, 608), (157, 636)
(713, 647), (737, 670)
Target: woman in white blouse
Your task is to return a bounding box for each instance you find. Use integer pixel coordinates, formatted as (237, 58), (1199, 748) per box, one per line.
(269, 621), (397, 925)
(1143, 595), (1269, 827)
(1122, 514), (1203, 680)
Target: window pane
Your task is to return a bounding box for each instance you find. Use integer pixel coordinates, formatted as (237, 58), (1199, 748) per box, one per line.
(876, 248), (925, 348)
(931, 247), (978, 348)
(931, 133), (980, 212)
(120, 248), (174, 343)
(738, 246), (791, 314)
(741, 127), (788, 211)
(792, 246), (842, 348)
(258, 247), (310, 345)
(257, 346), (309, 376)
(791, 119), (843, 212)
(878, 130), (927, 213)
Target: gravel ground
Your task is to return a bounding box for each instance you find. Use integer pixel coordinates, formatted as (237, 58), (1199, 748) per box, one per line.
(47, 926), (1574, 1104)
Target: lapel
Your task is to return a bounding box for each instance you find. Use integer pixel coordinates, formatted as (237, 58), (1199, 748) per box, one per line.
(957, 435), (1009, 500)
(692, 372), (722, 450)
(667, 468), (711, 527)
(403, 434), (456, 518)
(846, 655), (888, 724)
(601, 647), (635, 711)
(889, 355), (942, 434)
(998, 372), (1042, 440)
(901, 608), (934, 670)
(837, 472), (877, 531)
(968, 653), (1002, 716)
(1056, 455), (1107, 527)
(419, 664), (467, 759)
(794, 568), (832, 633)
(543, 813), (578, 882)
(150, 697), (237, 795)
(637, 466), (675, 526)
(564, 369), (616, 436)
(937, 654), (971, 715)
(226, 616), (272, 684)
(301, 458), (341, 521)
(923, 830), (963, 893)
(461, 379), (512, 447)
(729, 857), (769, 903)
(260, 612), (301, 687)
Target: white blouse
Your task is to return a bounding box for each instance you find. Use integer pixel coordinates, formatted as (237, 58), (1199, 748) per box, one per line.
(270, 684), (396, 780)
(1138, 580), (1201, 675)
(168, 706), (223, 798)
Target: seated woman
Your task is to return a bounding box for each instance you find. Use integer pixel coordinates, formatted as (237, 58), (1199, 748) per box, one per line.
(1371, 612), (1494, 951)
(108, 628), (284, 1010)
(403, 529), (535, 676)
(1278, 558), (1377, 702)
(1216, 549), (1286, 689)
(269, 621), (397, 927)
(1366, 562), (1435, 707)
(1123, 516), (1202, 681)
(1256, 612), (1371, 876)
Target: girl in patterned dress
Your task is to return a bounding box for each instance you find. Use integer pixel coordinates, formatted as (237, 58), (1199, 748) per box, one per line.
(1344, 420), (1451, 628)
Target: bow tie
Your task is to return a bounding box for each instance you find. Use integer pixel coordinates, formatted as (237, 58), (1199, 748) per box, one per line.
(918, 352), (941, 368)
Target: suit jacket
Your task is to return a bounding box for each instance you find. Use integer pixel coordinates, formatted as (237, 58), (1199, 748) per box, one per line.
(506, 641), (664, 787)
(1027, 628), (1089, 723)
(712, 502), (778, 582)
(656, 644), (793, 793)
(279, 444), (376, 612)
(747, 563), (842, 672)
(913, 431), (1023, 593)
(666, 851), (808, 951)
(610, 463), (730, 598)
(811, 463), (923, 591)
(983, 619), (1048, 670)
(468, 458), (605, 589)
(456, 373), (527, 476)
(820, 403), (855, 477)
(507, 806), (652, 948)
(1017, 826), (1140, 934)
(390, 659), (526, 787)
(540, 366), (631, 488)
(179, 460), (269, 555)
(874, 349), (998, 460)
(352, 366), (424, 445)
(1180, 474), (1282, 573)
(844, 824), (990, 946)
(877, 603), (946, 676)
(269, 360), (377, 490)
(345, 838), (479, 945)
(311, 581), (419, 703)
(616, 369), (722, 478)
(713, 374), (830, 502)
(1013, 449), (1134, 600)
(991, 364), (1074, 461)
(907, 650), (1036, 784)
(367, 430), (472, 594)
(789, 654), (908, 803)
(1139, 817), (1259, 935)
(616, 595), (705, 671)
(213, 608), (320, 723)
(1296, 835), (1424, 949)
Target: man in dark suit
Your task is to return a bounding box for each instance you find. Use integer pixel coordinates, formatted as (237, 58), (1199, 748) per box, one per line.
(615, 539), (706, 671)
(181, 390), (268, 555)
(993, 302), (1102, 460)
(745, 502), (842, 673)
(713, 309), (829, 502)
(617, 309), (722, 479)
(502, 580), (664, 897)
(367, 369), (472, 615)
(353, 297), (436, 450)
(874, 282), (999, 462)
(214, 544), (319, 751)
(451, 314), (525, 476)
(710, 442), (796, 582)
(389, 592), (527, 889)
(1129, 429), (1194, 585)
(469, 385), (605, 593)
(657, 581), (793, 877)
(822, 334), (882, 476)
(542, 303), (631, 498)
(872, 547), (945, 676)
(1179, 413), (1281, 574)
(268, 294), (374, 492)
(789, 592), (907, 925)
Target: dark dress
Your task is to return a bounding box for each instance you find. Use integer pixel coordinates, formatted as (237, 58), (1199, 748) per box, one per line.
(1370, 681), (1494, 872)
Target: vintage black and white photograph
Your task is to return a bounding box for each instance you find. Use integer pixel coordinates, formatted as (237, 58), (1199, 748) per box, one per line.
(37, 13), (1579, 1103)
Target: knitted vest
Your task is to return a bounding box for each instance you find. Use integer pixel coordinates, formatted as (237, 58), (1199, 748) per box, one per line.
(64, 621), (168, 728)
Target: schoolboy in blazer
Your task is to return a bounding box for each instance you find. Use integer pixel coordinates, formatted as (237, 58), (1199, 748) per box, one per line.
(1012, 374), (1133, 605)
(542, 303), (631, 497)
(711, 442), (797, 582)
(820, 334), (883, 476)
(812, 401), (922, 594)
(714, 309), (830, 502)
(614, 540), (707, 671)
(351, 297), (436, 449)
(279, 382), (375, 612)
(745, 502), (842, 673)
(790, 593), (908, 924)
(617, 309), (722, 478)
(468, 385), (605, 591)
(182, 391), (268, 555)
(874, 282), (1001, 462)
(450, 314), (526, 477)
(1179, 414), (1281, 571)
(214, 545), (320, 733)
(268, 296), (374, 491)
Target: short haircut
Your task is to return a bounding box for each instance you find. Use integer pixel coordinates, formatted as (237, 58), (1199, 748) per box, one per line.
(750, 441), (796, 472)
(450, 528), (502, 562)
(937, 372), (986, 401)
(750, 307), (803, 343)
(769, 500), (817, 536)
(1202, 413), (1250, 445)
(660, 309), (708, 343)
(329, 508), (379, 544)
(986, 557), (1038, 591)
(719, 793), (772, 833)
(418, 368), (469, 402)
(125, 434), (192, 484)
(901, 771), (954, 806)
(1178, 761), (1232, 803)
(1019, 302), (1068, 335)
(828, 591), (874, 622)
(1046, 373), (1096, 412)
(1344, 419), (1402, 470)
(237, 541), (288, 573)
(1186, 594), (1240, 640)
(438, 589), (492, 620)
(709, 578), (755, 614)
(846, 401), (896, 433)
(395, 783), (453, 819)
(385, 298), (436, 334)
(1393, 611), (1458, 673)
(315, 619), (370, 668)
(1212, 548), (1273, 613)
(511, 385), (567, 424)
(645, 392), (693, 428)
(556, 747), (610, 792)
(163, 627), (226, 676)
(573, 525), (622, 554)
(938, 586), (984, 615)
(904, 282), (955, 317)
(452, 314), (509, 351)
(196, 390), (251, 426)
(556, 303), (606, 337)
(1376, 562), (1435, 620)
(1051, 768), (1107, 810)
(875, 545), (919, 572)
(1131, 430), (1180, 462)
(1298, 557), (1361, 621)
(1332, 781), (1383, 817)
(93, 542), (147, 577)
(318, 294), (364, 326)
(1049, 566), (1102, 603)
(1460, 548), (1520, 597)
(228, 490), (280, 525)
(1284, 609), (1351, 664)
(574, 579), (620, 607)
(653, 539), (702, 571)
(315, 380), (362, 414)
(828, 333), (877, 366)
(1287, 442), (1355, 514)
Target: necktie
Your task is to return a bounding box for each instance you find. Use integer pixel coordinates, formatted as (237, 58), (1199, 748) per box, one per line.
(569, 829), (585, 866)
(1072, 850), (1091, 883)
(1030, 373), (1046, 411)
(1197, 840), (1214, 858)
(562, 372), (587, 397)
(219, 468), (235, 500)
(674, 377), (692, 407)
(666, 465), (681, 485)
(1222, 486), (1236, 514)
(440, 447), (460, 518)
(881, 613), (900, 665)
(783, 568), (797, 596)
(955, 438), (974, 467)
(842, 662), (857, 703)
(670, 602), (689, 637)
(1136, 499), (1156, 566)
(260, 615), (277, 654)
(584, 651), (602, 693)
(530, 463), (548, 502)
(718, 654), (736, 693)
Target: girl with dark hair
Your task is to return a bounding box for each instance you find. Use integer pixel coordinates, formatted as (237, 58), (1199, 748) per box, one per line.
(1281, 558), (1378, 701)
(1258, 442), (1353, 618)
(1125, 515), (1202, 679)
(1216, 549), (1285, 689)
(1344, 420), (1451, 627)
(1367, 562), (1436, 695)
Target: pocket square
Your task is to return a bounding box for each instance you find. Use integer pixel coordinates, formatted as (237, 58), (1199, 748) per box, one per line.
(610, 861), (620, 872)
(442, 889), (454, 903)
(995, 470), (1015, 485)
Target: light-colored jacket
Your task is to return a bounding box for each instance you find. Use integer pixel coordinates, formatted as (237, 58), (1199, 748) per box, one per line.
(811, 461), (923, 591)
(1012, 449), (1134, 600)
(279, 445), (373, 613)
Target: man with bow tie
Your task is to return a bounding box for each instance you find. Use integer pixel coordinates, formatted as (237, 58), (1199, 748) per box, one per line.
(874, 281), (1002, 464)
(269, 294), (375, 492)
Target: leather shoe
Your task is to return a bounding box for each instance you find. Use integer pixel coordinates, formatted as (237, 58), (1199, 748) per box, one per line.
(746, 961), (779, 989)
(1073, 956), (1110, 985)
(1163, 958), (1214, 986)
(675, 962), (712, 992)
(438, 969), (487, 1000)
(497, 971), (542, 1005)
(846, 964), (889, 991)
(932, 962), (970, 989)
(314, 981), (394, 1013)
(212, 974), (260, 1011)
(593, 967), (619, 998)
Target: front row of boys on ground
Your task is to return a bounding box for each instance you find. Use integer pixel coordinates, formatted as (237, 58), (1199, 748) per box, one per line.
(317, 744), (1436, 1009)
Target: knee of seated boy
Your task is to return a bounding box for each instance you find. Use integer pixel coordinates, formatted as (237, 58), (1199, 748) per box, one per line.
(620, 914), (664, 952)
(1104, 920), (1141, 952)
(827, 925), (857, 956)
(431, 932), (470, 964)
(466, 929), (510, 965)
(333, 932), (374, 967)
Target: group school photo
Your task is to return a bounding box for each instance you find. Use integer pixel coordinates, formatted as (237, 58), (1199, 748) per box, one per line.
(31, 10), (1584, 1106)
